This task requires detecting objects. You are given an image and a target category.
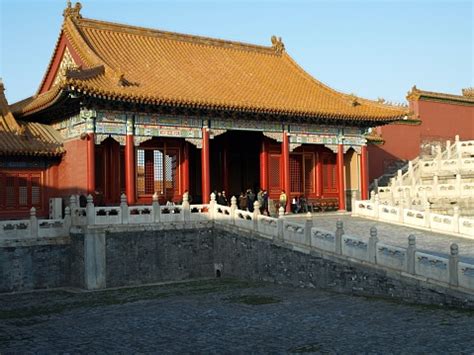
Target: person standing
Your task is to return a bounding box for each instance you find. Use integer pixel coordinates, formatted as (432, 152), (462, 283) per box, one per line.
(238, 192), (247, 210)
(263, 189), (269, 215)
(279, 190), (287, 212)
(247, 189), (255, 212)
(221, 190), (228, 206)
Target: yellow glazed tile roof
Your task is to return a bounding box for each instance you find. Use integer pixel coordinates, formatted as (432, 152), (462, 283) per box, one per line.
(0, 81), (64, 156)
(13, 2), (409, 123)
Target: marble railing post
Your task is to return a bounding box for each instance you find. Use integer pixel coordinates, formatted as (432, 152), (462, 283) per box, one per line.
(304, 212), (313, 246)
(455, 135), (461, 158)
(397, 169), (402, 187)
(374, 194), (380, 219)
(455, 174), (462, 195)
(230, 196), (237, 224)
(276, 206), (285, 241)
(152, 193), (161, 223)
(446, 140), (451, 159)
(70, 195), (78, 226)
(64, 207), (72, 232)
(368, 227), (378, 263)
(424, 202), (431, 228)
(449, 243), (459, 287)
(351, 190), (358, 213)
(121, 193), (129, 224)
(407, 234), (416, 274)
(335, 220), (344, 255)
(253, 201), (260, 231)
(452, 206), (460, 234)
(398, 205), (405, 224)
(433, 174), (439, 198)
(209, 192), (216, 220)
(30, 207), (38, 238)
(182, 192), (191, 222)
(86, 194), (95, 225)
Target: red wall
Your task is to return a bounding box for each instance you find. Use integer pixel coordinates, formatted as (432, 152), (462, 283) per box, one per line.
(57, 138), (89, 197)
(369, 99), (474, 181)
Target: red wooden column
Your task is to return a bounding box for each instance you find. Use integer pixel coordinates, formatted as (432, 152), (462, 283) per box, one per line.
(315, 152), (323, 197)
(282, 131), (291, 212)
(259, 138), (268, 190)
(86, 132), (95, 195)
(360, 145), (369, 200)
(125, 116), (136, 204)
(337, 144), (346, 211)
(182, 142), (190, 193)
(201, 127), (211, 203)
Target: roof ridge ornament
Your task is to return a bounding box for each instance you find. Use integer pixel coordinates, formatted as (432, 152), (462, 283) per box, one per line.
(406, 84), (420, 101)
(271, 35), (285, 54)
(348, 93), (360, 106)
(63, 1), (82, 20)
(462, 87), (474, 97)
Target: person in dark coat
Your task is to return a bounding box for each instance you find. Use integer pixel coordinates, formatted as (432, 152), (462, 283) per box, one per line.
(221, 190), (228, 206)
(247, 189), (255, 212)
(262, 190), (269, 215)
(238, 192), (247, 210)
(217, 191), (225, 205)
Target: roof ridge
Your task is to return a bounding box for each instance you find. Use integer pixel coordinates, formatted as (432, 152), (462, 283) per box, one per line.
(74, 16), (279, 55)
(281, 53), (409, 116)
(407, 85), (474, 103)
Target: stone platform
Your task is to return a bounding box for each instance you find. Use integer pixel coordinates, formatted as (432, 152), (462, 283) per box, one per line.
(288, 213), (474, 263)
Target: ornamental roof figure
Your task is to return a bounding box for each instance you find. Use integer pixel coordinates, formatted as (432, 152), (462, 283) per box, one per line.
(11, 2), (410, 124)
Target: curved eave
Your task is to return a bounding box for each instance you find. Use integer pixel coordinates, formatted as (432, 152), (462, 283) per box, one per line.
(10, 86), (68, 118)
(0, 150), (64, 157)
(69, 82), (408, 124)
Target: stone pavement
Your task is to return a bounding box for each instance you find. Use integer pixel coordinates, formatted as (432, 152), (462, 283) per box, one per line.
(1, 279), (473, 353)
(287, 213), (474, 263)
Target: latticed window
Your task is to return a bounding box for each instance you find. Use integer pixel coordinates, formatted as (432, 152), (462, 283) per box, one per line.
(304, 154), (314, 195)
(0, 171), (43, 211)
(136, 146), (179, 201)
(268, 154), (281, 194)
(290, 154), (303, 194)
(322, 154), (337, 193)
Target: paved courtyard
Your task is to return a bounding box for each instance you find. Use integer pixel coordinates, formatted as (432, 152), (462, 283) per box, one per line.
(288, 213), (474, 263)
(1, 279), (474, 353)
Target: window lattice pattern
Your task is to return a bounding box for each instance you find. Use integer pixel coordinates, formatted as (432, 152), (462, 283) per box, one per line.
(304, 154), (314, 195)
(0, 172), (42, 210)
(322, 154), (337, 193)
(290, 154), (303, 194)
(269, 155), (281, 192)
(136, 147), (179, 201)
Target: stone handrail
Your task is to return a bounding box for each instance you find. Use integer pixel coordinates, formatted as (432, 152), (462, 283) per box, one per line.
(377, 180), (474, 203)
(1, 192), (474, 293)
(394, 137), (474, 187)
(352, 198), (473, 238)
(0, 207), (71, 239)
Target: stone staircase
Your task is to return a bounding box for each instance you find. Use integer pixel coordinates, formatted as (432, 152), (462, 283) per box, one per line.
(375, 136), (474, 217)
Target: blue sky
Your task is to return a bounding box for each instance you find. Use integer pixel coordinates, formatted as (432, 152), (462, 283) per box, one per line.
(0, 0), (472, 104)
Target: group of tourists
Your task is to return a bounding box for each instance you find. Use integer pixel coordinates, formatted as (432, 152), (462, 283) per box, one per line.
(213, 188), (306, 215)
(231, 188), (270, 216)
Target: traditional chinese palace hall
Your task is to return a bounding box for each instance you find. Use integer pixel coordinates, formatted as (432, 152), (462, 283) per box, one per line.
(0, 2), (409, 218)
